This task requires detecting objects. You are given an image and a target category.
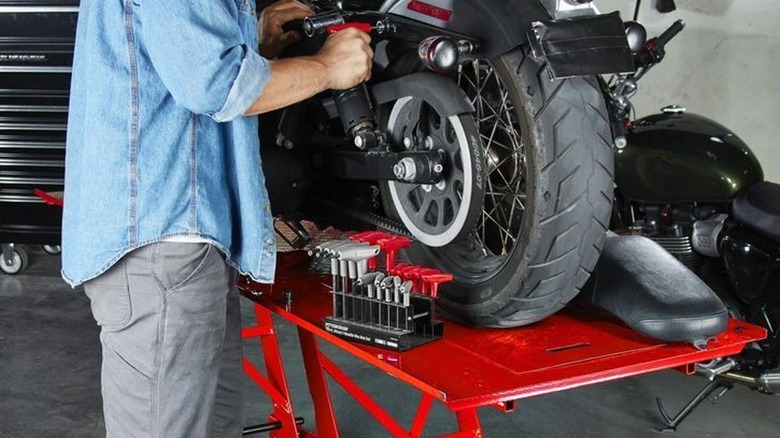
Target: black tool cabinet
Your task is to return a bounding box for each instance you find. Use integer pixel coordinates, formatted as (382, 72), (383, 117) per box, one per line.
(0, 0), (78, 272)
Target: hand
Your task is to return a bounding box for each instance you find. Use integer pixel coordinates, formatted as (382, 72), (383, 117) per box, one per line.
(259, 0), (312, 58)
(314, 28), (373, 90)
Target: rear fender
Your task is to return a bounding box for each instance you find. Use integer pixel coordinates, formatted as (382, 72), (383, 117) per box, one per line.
(382, 0), (632, 77)
(370, 72), (473, 116)
(381, 0), (552, 58)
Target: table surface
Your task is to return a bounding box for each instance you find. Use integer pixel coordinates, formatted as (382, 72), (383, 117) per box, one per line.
(241, 252), (766, 411)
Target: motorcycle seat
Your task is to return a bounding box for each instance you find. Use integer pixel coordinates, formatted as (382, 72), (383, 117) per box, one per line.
(732, 181), (780, 244)
(582, 234), (728, 344)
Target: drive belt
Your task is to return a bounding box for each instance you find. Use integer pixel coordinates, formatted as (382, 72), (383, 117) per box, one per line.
(315, 199), (415, 240)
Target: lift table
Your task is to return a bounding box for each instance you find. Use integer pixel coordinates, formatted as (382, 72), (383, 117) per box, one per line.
(239, 252), (765, 437)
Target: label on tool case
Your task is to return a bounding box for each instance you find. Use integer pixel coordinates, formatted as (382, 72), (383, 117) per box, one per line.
(324, 319), (404, 350)
(324, 321), (373, 343)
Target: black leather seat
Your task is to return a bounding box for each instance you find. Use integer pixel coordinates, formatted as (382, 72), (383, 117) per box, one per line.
(732, 181), (780, 244)
(582, 235), (728, 344)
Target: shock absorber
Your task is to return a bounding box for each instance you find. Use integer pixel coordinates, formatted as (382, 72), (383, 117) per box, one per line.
(333, 85), (379, 149)
(324, 22), (381, 149)
(294, 12), (383, 149)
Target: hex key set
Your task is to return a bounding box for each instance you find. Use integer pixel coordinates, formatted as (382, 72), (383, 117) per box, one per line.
(309, 231), (452, 351)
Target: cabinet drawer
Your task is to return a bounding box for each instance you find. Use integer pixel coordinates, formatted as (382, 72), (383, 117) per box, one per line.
(0, 111), (68, 131)
(0, 166), (64, 186)
(0, 72), (71, 94)
(0, 131), (65, 150)
(0, 4), (77, 72)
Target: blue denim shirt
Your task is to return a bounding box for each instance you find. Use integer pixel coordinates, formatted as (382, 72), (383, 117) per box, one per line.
(62, 0), (276, 286)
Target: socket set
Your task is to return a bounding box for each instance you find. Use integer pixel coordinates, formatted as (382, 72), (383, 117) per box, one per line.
(310, 231), (452, 351)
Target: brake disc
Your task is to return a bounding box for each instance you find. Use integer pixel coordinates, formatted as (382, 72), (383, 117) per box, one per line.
(385, 96), (485, 247)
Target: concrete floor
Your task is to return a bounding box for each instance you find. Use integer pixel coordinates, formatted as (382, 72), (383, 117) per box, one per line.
(2, 246), (779, 437)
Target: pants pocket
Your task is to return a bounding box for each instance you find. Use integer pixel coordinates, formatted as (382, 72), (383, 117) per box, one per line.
(84, 260), (132, 329)
(152, 242), (215, 293)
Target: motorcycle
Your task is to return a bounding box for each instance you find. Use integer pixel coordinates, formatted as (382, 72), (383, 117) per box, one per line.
(603, 5), (780, 430)
(261, 0), (630, 328)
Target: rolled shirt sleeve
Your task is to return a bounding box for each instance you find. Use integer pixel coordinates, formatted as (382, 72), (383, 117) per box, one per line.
(213, 49), (269, 122)
(137, 0), (271, 122)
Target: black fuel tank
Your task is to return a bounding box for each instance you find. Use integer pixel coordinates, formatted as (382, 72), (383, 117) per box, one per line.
(616, 111), (763, 203)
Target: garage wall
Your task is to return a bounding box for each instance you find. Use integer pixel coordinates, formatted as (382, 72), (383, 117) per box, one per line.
(597, 0), (780, 183)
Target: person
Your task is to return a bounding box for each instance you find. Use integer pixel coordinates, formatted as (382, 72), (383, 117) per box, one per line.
(61, 0), (372, 436)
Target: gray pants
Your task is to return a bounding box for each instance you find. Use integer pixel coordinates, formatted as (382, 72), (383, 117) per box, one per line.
(83, 243), (244, 438)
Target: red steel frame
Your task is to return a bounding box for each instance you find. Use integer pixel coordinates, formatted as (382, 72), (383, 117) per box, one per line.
(239, 252), (766, 437)
(241, 300), (306, 438)
(241, 292), (486, 438)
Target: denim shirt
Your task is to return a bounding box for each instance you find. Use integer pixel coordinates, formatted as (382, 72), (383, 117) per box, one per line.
(62, 0), (276, 286)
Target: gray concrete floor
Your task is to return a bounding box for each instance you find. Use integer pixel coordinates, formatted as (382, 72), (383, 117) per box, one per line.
(1, 246), (779, 437)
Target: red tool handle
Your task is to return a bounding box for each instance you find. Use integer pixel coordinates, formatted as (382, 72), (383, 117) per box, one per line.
(413, 268), (440, 294)
(349, 231), (387, 244)
(421, 273), (453, 299)
(377, 236), (411, 269)
(327, 22), (372, 35)
(396, 265), (423, 283)
(34, 188), (64, 207)
(389, 262), (411, 276)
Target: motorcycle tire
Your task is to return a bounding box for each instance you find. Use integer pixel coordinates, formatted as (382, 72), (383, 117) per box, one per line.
(385, 46), (613, 327)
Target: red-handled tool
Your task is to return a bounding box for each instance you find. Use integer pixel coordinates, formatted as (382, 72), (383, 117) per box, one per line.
(34, 189), (64, 207)
(327, 22), (373, 35)
(376, 235), (411, 269)
(395, 265), (423, 285)
(421, 273), (453, 299)
(349, 231), (386, 243)
(388, 262), (410, 276)
(411, 268), (440, 294)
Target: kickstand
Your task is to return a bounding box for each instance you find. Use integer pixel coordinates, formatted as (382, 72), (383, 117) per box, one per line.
(656, 379), (733, 432)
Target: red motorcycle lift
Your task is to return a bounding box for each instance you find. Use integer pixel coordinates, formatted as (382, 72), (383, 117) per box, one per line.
(238, 252), (765, 437)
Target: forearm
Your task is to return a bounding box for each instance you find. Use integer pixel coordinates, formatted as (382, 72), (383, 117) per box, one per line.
(244, 57), (330, 115)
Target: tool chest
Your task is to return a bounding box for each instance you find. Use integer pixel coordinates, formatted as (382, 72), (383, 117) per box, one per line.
(0, 0), (78, 245)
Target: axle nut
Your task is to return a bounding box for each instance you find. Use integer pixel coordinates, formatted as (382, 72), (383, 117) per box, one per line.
(394, 157), (418, 181)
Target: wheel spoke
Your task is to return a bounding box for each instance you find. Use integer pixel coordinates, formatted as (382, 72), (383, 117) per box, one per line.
(455, 60), (528, 257)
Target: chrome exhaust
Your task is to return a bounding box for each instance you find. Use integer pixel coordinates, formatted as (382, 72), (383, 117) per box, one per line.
(757, 369), (780, 394)
(697, 360), (779, 394)
(715, 369), (780, 394)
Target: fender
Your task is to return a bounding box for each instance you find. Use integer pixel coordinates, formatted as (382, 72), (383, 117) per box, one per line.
(381, 0), (552, 58)
(369, 72), (473, 116)
(382, 0), (632, 76)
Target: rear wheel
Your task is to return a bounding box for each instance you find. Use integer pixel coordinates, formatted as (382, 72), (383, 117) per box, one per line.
(384, 47), (613, 327)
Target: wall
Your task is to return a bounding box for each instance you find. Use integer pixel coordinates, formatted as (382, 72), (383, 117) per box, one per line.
(597, 0), (780, 183)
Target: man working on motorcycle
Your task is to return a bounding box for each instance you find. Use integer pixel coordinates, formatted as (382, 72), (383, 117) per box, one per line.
(61, 0), (371, 436)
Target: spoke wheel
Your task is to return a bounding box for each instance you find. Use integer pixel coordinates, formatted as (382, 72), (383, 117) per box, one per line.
(384, 46), (614, 327)
(463, 60), (527, 254)
(418, 59), (530, 282)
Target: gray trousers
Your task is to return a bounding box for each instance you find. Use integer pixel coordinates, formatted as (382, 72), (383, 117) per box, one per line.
(83, 242), (244, 438)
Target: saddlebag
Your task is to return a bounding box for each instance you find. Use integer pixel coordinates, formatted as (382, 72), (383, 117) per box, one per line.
(582, 234), (728, 345)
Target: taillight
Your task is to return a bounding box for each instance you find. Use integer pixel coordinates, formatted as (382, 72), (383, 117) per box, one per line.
(407, 1), (453, 22)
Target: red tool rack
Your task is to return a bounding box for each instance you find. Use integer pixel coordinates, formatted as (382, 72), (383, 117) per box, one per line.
(238, 252), (765, 437)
